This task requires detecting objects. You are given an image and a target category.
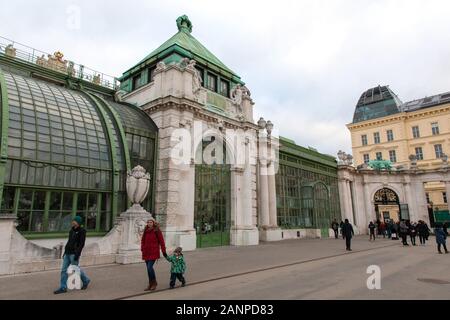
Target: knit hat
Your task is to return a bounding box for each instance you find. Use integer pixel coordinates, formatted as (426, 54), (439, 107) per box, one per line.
(73, 216), (83, 225)
(174, 247), (182, 253)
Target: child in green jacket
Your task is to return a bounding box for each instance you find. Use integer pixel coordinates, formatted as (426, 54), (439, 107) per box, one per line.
(165, 247), (186, 288)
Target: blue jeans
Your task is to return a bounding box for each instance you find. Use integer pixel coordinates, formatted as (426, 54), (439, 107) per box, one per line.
(59, 254), (90, 290)
(145, 260), (156, 281)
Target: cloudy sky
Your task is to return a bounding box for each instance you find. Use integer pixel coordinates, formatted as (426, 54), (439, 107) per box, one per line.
(2, 0), (450, 156)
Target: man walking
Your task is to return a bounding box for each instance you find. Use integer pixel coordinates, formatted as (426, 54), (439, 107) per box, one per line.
(331, 219), (339, 239)
(368, 221), (376, 241)
(342, 219), (354, 251)
(54, 216), (91, 294)
(399, 220), (409, 246)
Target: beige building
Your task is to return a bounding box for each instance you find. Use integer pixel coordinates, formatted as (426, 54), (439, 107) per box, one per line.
(338, 86), (450, 228)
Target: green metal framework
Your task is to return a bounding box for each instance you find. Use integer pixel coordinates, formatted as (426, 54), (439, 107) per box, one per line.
(0, 55), (158, 236)
(0, 67), (9, 209)
(276, 139), (341, 231)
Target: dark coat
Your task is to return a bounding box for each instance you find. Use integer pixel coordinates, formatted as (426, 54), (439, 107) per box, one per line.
(417, 223), (430, 236)
(64, 226), (86, 260)
(435, 228), (447, 244)
(342, 222), (354, 239)
(141, 226), (166, 261)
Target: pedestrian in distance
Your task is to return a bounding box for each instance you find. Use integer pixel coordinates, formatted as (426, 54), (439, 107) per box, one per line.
(342, 219), (354, 251)
(339, 220), (344, 239)
(368, 221), (376, 241)
(409, 221), (417, 246)
(331, 219), (339, 239)
(165, 247), (187, 289)
(141, 217), (167, 291)
(376, 219), (381, 237)
(54, 216), (91, 294)
(379, 221), (386, 238)
(386, 219), (393, 239)
(417, 220), (427, 245)
(434, 223), (449, 254)
(399, 220), (409, 246)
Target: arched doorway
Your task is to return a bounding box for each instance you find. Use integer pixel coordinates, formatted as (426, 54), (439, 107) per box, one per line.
(194, 135), (231, 248)
(373, 188), (405, 222)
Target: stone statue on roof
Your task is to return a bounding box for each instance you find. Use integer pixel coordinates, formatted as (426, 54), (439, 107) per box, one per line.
(176, 15), (193, 33)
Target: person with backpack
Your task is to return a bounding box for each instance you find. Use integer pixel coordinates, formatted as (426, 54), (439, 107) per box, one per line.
(53, 216), (91, 294)
(141, 217), (167, 291)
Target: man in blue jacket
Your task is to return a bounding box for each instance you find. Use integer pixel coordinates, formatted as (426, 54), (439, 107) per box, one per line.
(54, 216), (91, 294)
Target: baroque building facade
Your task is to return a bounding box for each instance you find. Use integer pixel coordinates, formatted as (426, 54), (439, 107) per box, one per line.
(0, 16), (342, 274)
(339, 85), (450, 233)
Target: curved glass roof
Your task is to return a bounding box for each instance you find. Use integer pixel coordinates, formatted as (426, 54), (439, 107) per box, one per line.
(4, 71), (115, 169)
(106, 99), (158, 134)
(352, 86), (402, 123)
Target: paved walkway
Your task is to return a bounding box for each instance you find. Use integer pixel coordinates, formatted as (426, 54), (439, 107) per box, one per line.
(0, 236), (447, 299)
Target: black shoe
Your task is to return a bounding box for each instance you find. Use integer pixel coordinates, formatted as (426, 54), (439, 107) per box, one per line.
(81, 280), (90, 290)
(54, 288), (67, 294)
(181, 282), (186, 287)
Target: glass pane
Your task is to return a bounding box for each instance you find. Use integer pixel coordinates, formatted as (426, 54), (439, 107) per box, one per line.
(1, 186), (16, 213)
(60, 212), (73, 231)
(16, 211), (31, 231)
(18, 190), (33, 210)
(62, 193), (74, 211)
(49, 192), (62, 211)
(30, 211), (44, 232)
(33, 191), (46, 211)
(47, 211), (61, 232)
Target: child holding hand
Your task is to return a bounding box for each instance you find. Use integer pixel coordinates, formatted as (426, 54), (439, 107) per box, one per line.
(165, 247), (186, 288)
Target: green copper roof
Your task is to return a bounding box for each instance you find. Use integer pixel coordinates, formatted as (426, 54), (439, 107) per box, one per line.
(123, 15), (239, 78)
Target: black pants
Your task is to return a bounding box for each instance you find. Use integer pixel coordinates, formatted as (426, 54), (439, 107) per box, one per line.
(401, 233), (408, 245)
(437, 243), (448, 253)
(333, 229), (338, 239)
(170, 273), (186, 287)
(419, 235), (426, 244)
(370, 232), (375, 241)
(410, 235), (416, 245)
(345, 237), (352, 250)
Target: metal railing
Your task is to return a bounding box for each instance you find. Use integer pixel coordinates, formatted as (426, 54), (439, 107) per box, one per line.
(0, 35), (119, 90)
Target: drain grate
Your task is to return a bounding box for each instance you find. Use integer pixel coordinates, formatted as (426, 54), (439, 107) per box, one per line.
(417, 278), (450, 285)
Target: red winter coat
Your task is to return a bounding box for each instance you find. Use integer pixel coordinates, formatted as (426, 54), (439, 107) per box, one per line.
(141, 226), (166, 261)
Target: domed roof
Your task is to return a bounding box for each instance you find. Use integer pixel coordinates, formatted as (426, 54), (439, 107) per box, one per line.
(352, 85), (402, 123)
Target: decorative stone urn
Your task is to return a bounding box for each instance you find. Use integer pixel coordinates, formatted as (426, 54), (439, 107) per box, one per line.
(126, 165), (151, 210)
(116, 166), (153, 264)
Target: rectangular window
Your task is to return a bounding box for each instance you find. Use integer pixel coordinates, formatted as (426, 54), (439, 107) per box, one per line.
(415, 147), (424, 160)
(431, 122), (440, 135)
(361, 135), (368, 146)
(363, 154), (370, 164)
(206, 73), (217, 92)
(195, 67), (204, 86)
(426, 193), (430, 204)
(434, 144), (444, 158)
(376, 152), (383, 160)
(389, 150), (397, 163)
(148, 67), (156, 83)
(132, 74), (142, 90)
(443, 192), (448, 204)
(219, 79), (229, 97)
(387, 130), (394, 142)
(412, 126), (420, 138)
(373, 132), (380, 144)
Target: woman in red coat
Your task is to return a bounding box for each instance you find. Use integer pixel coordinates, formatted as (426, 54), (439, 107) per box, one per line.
(141, 218), (167, 291)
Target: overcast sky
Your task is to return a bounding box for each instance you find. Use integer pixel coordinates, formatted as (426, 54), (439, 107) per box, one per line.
(2, 0), (450, 156)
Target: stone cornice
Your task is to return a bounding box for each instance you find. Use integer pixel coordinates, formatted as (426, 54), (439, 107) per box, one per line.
(143, 95), (258, 131)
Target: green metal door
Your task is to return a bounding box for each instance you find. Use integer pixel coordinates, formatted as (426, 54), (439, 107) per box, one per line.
(194, 164), (231, 248)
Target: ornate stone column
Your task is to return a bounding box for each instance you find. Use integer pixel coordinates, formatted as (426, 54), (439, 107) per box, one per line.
(258, 161), (270, 228)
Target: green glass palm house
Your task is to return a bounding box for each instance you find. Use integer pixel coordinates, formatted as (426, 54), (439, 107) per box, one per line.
(0, 40), (158, 239)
